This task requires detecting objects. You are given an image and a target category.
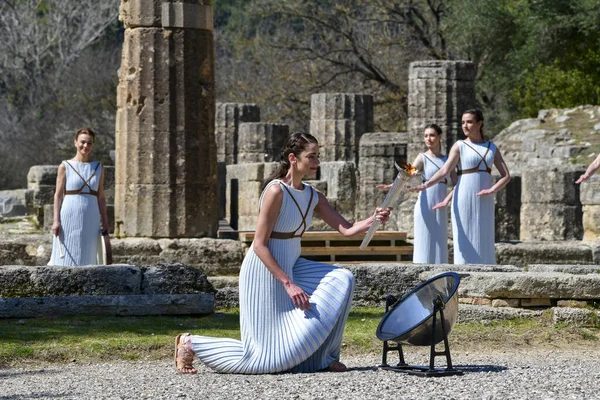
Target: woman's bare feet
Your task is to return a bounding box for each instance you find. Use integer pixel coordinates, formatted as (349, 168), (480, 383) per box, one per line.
(328, 360), (348, 372)
(174, 333), (197, 374)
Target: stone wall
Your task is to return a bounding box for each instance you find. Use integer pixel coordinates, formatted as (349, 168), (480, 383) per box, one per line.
(237, 123), (289, 163)
(0, 264), (214, 317)
(310, 93), (374, 164)
(520, 166), (585, 241)
(407, 60), (477, 162)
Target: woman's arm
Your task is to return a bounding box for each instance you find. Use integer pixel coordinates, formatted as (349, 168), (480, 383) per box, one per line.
(576, 153), (600, 184)
(314, 191), (390, 237)
(51, 164), (66, 236)
(410, 143), (461, 191)
(252, 184), (311, 310)
(477, 148), (511, 196)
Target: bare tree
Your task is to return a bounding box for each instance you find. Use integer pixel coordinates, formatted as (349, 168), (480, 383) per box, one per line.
(0, 0), (120, 189)
(216, 0), (452, 132)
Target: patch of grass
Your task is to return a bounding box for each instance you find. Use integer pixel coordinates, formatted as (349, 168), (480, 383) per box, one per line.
(1, 307), (599, 368)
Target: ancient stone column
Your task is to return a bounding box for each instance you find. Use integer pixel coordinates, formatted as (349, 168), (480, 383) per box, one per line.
(216, 103), (261, 165)
(310, 93), (374, 164)
(520, 166), (585, 241)
(215, 103), (260, 220)
(115, 0), (218, 238)
(407, 61), (477, 163)
(356, 132), (411, 232)
(237, 123), (289, 164)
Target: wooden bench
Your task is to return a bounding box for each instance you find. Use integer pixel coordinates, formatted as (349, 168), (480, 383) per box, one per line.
(237, 231), (413, 262)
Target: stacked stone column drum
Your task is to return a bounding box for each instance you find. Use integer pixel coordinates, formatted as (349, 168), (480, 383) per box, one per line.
(115, 0), (218, 238)
(356, 132), (410, 231)
(216, 103), (261, 220)
(237, 123), (289, 164)
(520, 166), (585, 241)
(407, 61), (477, 163)
(310, 93), (374, 164)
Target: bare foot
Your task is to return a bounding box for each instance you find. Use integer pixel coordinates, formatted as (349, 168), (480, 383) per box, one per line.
(175, 333), (197, 374)
(328, 360), (347, 372)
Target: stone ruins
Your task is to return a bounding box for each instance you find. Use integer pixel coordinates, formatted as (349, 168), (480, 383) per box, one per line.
(1, 17), (600, 323)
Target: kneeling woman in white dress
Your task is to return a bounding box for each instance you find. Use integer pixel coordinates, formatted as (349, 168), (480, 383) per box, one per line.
(174, 132), (391, 375)
(410, 109), (511, 264)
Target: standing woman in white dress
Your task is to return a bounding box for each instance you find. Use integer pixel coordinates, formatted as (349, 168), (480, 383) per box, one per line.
(47, 128), (111, 266)
(174, 132), (391, 375)
(412, 124), (456, 263)
(410, 110), (510, 264)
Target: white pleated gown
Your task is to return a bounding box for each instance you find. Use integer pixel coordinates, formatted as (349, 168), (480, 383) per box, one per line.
(48, 161), (102, 266)
(191, 180), (355, 374)
(413, 154), (449, 264)
(452, 141), (496, 264)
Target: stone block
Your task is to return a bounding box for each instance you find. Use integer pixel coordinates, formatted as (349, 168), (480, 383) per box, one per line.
(0, 265), (142, 297)
(120, 0), (213, 29)
(457, 304), (543, 323)
(103, 165), (115, 204)
(32, 187), (56, 208)
(492, 298), (520, 308)
(472, 297), (492, 306)
(583, 204), (600, 240)
(450, 271), (600, 300)
(496, 241), (593, 267)
(27, 166), (58, 189)
(579, 174), (600, 205)
(310, 93), (374, 164)
(527, 264), (600, 274)
(495, 174), (521, 241)
(115, 182), (218, 238)
(318, 161), (356, 219)
(141, 263), (214, 294)
(552, 307), (600, 326)
(407, 60), (476, 162)
(521, 166), (585, 204)
(0, 189), (32, 217)
(216, 103), (261, 164)
(0, 293), (214, 318)
(237, 123), (289, 163)
(521, 298), (552, 307)
(520, 203), (582, 241)
(556, 300), (588, 308)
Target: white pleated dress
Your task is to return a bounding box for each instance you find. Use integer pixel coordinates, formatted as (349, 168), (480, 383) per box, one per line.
(452, 141), (496, 264)
(47, 161), (102, 266)
(191, 180), (355, 374)
(413, 154), (449, 264)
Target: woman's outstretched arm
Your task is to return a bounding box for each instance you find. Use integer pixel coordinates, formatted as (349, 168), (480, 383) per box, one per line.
(314, 191), (390, 237)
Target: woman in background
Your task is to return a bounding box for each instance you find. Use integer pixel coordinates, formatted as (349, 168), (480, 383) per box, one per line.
(48, 128), (111, 266)
(410, 110), (510, 264)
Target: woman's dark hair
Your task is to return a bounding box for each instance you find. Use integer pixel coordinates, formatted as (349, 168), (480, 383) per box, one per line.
(261, 132), (318, 191)
(462, 108), (485, 140)
(75, 127), (96, 142)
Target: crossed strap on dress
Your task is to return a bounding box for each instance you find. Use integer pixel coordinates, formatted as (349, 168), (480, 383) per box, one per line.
(421, 153), (448, 185)
(270, 183), (314, 240)
(63, 161), (100, 196)
(456, 141), (492, 176)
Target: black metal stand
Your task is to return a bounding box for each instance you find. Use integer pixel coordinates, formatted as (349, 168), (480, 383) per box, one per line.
(379, 294), (463, 377)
